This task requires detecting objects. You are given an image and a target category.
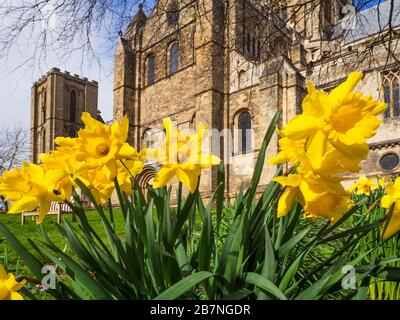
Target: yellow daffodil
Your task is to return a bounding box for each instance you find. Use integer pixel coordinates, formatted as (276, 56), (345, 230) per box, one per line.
(280, 71), (387, 171)
(272, 166), (349, 222)
(268, 137), (306, 165)
(348, 176), (378, 196)
(40, 137), (81, 199)
(381, 177), (400, 238)
(75, 112), (142, 180)
(0, 163), (65, 223)
(0, 264), (26, 300)
(376, 175), (392, 188)
(80, 160), (143, 204)
(146, 118), (220, 193)
(0, 167), (31, 200)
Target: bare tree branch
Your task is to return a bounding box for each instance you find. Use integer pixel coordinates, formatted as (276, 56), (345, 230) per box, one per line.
(0, 124), (29, 212)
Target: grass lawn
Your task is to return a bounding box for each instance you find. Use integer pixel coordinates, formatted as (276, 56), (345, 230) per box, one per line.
(0, 209), (125, 274)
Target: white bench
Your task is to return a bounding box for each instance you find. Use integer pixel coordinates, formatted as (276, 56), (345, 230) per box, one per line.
(21, 201), (76, 225)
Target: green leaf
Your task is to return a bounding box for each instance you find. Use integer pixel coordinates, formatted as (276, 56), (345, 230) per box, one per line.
(319, 222), (381, 244)
(278, 228), (310, 259)
(244, 110), (281, 208)
(0, 222), (43, 278)
(279, 254), (302, 293)
(294, 276), (332, 300)
(154, 271), (214, 300)
(216, 162), (225, 236)
(221, 288), (253, 300)
(244, 272), (287, 300)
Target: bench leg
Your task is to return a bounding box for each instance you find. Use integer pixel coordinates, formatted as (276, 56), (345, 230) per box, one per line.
(72, 212), (76, 222)
(57, 212), (61, 224)
(21, 214), (25, 225)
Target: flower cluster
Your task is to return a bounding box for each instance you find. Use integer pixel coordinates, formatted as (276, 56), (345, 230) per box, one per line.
(268, 71), (387, 223)
(0, 113), (220, 223)
(348, 176), (378, 196)
(0, 112), (220, 223)
(0, 113), (144, 222)
(0, 264), (25, 300)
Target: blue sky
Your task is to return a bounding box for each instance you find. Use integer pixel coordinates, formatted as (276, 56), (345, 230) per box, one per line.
(355, 0), (388, 10)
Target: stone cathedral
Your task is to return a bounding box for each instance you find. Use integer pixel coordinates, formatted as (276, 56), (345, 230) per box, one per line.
(31, 0), (400, 199)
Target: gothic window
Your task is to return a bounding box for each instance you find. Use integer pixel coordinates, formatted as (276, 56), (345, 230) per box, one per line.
(147, 55), (155, 85)
(323, 0), (333, 25)
(394, 81), (400, 117)
(70, 89), (77, 122)
(237, 111), (252, 154)
(42, 129), (46, 153)
(384, 82), (391, 119)
(246, 33), (251, 52)
(252, 37), (256, 55)
(68, 127), (77, 138)
(166, 1), (179, 26)
(238, 70), (246, 89)
(281, 7), (288, 21)
(274, 38), (287, 57)
(41, 90), (46, 122)
(169, 42), (179, 75)
(382, 70), (400, 119)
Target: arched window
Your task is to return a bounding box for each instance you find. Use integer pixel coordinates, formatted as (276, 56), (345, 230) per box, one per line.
(246, 33), (251, 52)
(147, 55), (155, 85)
(70, 90), (77, 122)
(238, 70), (246, 89)
(382, 70), (400, 119)
(393, 80), (399, 117)
(166, 1), (179, 26)
(384, 82), (391, 119)
(69, 127), (77, 138)
(143, 129), (154, 148)
(169, 42), (179, 74)
(252, 37), (256, 55)
(42, 129), (46, 153)
(281, 7), (288, 21)
(237, 111), (252, 154)
(323, 0), (332, 25)
(275, 38), (286, 56)
(41, 90), (46, 122)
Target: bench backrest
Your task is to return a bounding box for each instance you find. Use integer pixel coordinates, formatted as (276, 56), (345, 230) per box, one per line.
(49, 197), (74, 213)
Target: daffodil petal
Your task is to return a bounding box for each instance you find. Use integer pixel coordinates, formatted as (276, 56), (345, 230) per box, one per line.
(9, 196), (38, 214)
(281, 115), (318, 139)
(277, 187), (298, 218)
(153, 167), (177, 189)
(176, 168), (200, 193)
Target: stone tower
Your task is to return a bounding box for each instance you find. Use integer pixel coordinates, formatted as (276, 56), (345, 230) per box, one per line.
(30, 67), (99, 163)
